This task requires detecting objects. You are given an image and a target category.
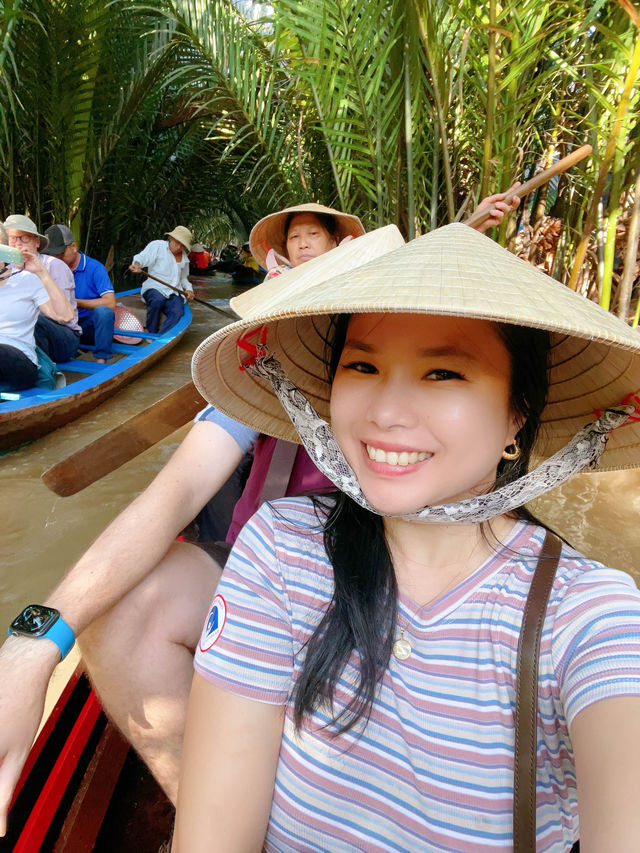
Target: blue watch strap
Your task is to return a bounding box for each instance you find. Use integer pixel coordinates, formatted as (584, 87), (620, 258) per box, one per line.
(7, 615), (75, 660)
(43, 616), (75, 659)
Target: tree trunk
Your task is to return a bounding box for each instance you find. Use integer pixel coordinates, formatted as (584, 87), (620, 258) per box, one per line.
(616, 170), (640, 321)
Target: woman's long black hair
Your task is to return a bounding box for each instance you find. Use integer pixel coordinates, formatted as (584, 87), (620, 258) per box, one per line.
(292, 313), (551, 734)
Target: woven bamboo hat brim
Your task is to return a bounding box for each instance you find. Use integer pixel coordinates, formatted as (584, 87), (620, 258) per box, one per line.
(192, 223), (640, 472)
(249, 203), (365, 269)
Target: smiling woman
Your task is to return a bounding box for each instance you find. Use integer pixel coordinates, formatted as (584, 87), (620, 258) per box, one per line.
(181, 223), (640, 852)
(330, 313), (521, 514)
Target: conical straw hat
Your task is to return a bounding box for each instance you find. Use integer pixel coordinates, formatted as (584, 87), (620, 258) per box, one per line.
(192, 223), (640, 471)
(249, 202), (365, 269)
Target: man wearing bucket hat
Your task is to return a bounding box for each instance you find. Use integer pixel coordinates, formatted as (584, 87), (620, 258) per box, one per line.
(129, 226), (195, 334)
(43, 223), (116, 363)
(177, 224), (640, 849)
(3, 215), (81, 363)
(0, 192), (522, 827)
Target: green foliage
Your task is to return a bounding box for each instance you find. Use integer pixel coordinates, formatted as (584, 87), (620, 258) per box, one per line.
(2, 0), (639, 308)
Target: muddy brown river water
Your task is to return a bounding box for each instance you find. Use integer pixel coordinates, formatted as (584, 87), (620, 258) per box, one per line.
(1, 275), (640, 635)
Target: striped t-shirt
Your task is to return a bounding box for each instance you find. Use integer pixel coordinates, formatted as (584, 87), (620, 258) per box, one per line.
(194, 497), (640, 852)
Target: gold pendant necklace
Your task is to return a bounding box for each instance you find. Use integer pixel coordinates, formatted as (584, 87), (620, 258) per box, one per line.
(391, 552), (479, 662)
(392, 628), (412, 660)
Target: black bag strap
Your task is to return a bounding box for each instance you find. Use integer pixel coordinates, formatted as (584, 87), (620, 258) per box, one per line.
(513, 530), (563, 852)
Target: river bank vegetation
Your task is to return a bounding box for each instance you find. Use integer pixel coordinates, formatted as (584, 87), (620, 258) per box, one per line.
(1, 0), (638, 317)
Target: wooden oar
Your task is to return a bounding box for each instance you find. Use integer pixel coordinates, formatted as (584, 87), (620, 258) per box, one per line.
(41, 382), (205, 496)
(42, 274), (238, 495)
(465, 145), (592, 229)
(132, 269), (237, 320)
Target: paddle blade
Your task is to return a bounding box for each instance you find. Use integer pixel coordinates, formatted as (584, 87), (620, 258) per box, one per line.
(41, 381), (205, 496)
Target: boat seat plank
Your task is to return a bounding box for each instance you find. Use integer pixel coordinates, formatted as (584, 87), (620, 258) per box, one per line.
(107, 342), (144, 355)
(112, 328), (162, 340)
(57, 360), (109, 374)
(53, 720), (130, 852)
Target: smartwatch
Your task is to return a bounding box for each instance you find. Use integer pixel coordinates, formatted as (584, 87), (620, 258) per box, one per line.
(8, 605), (75, 660)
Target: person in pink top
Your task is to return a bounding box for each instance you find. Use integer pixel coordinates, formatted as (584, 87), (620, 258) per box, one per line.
(0, 191), (520, 832)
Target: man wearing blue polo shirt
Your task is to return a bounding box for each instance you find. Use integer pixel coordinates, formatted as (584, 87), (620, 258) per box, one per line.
(44, 224), (115, 362)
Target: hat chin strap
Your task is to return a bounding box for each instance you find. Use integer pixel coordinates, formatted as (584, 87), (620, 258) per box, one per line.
(245, 348), (635, 524)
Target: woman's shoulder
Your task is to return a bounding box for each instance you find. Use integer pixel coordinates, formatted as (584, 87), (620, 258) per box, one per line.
(509, 525), (640, 647)
(553, 536), (638, 605)
(511, 522), (637, 590)
(554, 540), (640, 623)
(520, 527), (640, 724)
(228, 496), (335, 599)
(257, 494), (333, 539)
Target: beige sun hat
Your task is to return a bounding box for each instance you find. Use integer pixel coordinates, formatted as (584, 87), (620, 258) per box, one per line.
(3, 214), (49, 251)
(193, 222), (640, 472)
(249, 202), (365, 269)
(165, 225), (193, 252)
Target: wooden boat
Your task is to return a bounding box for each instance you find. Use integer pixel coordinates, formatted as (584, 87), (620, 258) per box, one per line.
(0, 289), (192, 452)
(2, 667), (173, 852)
(231, 264), (263, 287)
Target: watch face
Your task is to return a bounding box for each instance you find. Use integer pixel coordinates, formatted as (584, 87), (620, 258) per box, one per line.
(10, 605), (59, 637)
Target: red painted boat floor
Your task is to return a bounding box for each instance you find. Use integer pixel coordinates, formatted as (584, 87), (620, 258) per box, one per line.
(93, 751), (174, 852)
(1, 671), (174, 852)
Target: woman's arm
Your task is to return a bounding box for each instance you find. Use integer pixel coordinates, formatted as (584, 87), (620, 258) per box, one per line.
(470, 182), (522, 233)
(571, 696), (640, 851)
(22, 249), (74, 322)
(174, 674), (284, 853)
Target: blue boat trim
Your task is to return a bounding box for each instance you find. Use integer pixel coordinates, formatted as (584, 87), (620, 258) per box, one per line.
(0, 290), (192, 413)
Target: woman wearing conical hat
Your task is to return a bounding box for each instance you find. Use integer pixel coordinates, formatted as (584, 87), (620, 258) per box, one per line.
(177, 224), (640, 850)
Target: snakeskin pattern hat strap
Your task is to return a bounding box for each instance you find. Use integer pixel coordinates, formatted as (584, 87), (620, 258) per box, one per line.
(245, 348), (636, 524)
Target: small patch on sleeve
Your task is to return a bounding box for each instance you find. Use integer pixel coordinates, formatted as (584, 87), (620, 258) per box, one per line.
(199, 594), (227, 652)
